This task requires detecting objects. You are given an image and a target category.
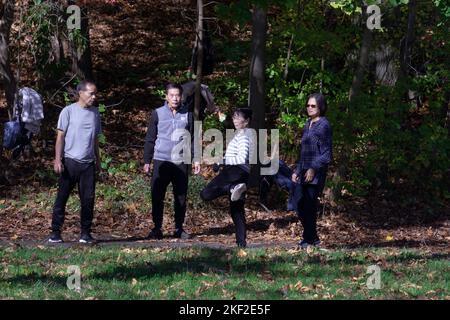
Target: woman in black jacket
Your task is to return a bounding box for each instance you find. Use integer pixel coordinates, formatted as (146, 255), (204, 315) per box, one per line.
(292, 93), (332, 249)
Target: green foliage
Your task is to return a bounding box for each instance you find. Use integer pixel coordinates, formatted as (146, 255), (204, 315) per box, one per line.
(97, 175), (151, 214)
(98, 103), (106, 114)
(21, 1), (67, 78)
(203, 113), (225, 133)
(215, 1), (252, 27)
(187, 174), (212, 211)
(329, 0), (362, 15)
(100, 155), (112, 171)
(67, 28), (88, 54)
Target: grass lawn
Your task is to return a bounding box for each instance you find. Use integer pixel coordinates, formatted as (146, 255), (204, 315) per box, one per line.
(0, 245), (448, 300)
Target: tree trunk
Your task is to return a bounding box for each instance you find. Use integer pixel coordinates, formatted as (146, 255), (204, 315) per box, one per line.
(0, 0), (16, 119)
(399, 0), (417, 79)
(194, 0), (203, 121)
(283, 34), (294, 81)
(348, 25), (373, 101)
(373, 44), (398, 86)
(442, 90), (450, 136)
(284, 0), (302, 81)
(331, 7), (373, 202)
(399, 0), (418, 110)
(67, 1), (93, 80)
(248, 5), (267, 187)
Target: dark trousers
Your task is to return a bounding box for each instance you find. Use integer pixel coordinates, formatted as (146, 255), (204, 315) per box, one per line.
(200, 166), (249, 246)
(151, 160), (189, 230)
(297, 184), (320, 243)
(52, 158), (96, 233)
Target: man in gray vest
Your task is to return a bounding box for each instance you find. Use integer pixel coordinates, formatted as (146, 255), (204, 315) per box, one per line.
(144, 83), (201, 239)
(49, 80), (102, 244)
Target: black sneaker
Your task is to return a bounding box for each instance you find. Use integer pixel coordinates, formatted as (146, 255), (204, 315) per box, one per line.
(298, 240), (310, 249)
(298, 239), (321, 249)
(48, 231), (63, 243)
(173, 229), (191, 239)
(79, 233), (96, 244)
(146, 228), (163, 240)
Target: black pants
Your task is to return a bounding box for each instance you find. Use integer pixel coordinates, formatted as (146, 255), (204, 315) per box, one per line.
(200, 166), (249, 246)
(297, 184), (320, 243)
(52, 158), (96, 233)
(151, 160), (189, 230)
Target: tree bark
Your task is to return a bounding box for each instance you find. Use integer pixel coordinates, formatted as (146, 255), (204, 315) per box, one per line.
(0, 0), (16, 119)
(66, 0), (93, 80)
(348, 25), (373, 101)
(331, 7), (373, 202)
(284, 0), (302, 81)
(194, 0), (203, 121)
(398, 0), (419, 110)
(248, 5), (267, 187)
(399, 0), (417, 79)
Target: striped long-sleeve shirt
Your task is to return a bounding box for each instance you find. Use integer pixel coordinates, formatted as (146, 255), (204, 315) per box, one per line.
(224, 128), (251, 173)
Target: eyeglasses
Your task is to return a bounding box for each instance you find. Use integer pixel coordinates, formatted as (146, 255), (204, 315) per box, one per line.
(306, 104), (317, 108)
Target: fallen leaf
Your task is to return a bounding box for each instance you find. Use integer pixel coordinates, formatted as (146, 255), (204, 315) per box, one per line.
(237, 249), (247, 257)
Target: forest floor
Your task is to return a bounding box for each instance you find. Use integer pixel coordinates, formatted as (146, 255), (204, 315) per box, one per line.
(0, 0), (449, 254)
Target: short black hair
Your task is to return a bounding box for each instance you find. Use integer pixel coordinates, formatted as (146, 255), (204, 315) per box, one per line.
(166, 83), (183, 95)
(306, 93), (327, 116)
(76, 80), (96, 94)
(233, 107), (252, 121)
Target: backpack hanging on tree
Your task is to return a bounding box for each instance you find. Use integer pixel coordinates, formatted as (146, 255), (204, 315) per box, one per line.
(2, 87), (43, 157)
(2, 120), (22, 150)
(191, 22), (214, 76)
(3, 91), (23, 151)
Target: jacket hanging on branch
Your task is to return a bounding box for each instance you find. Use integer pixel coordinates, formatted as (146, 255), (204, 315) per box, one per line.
(15, 87), (44, 134)
(191, 22), (214, 77)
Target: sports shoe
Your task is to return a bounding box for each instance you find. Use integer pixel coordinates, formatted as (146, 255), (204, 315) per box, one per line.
(146, 228), (163, 240)
(230, 183), (247, 201)
(48, 231), (63, 243)
(298, 239), (320, 249)
(79, 233), (96, 244)
(174, 229), (191, 239)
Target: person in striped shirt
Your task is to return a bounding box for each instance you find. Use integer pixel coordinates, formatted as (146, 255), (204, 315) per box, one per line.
(200, 108), (253, 248)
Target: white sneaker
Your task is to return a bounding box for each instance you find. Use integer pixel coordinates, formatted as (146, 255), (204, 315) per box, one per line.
(230, 183), (247, 201)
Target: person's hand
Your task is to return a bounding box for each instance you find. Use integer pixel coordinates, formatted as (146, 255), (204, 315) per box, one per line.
(54, 159), (64, 174)
(143, 163), (151, 174)
(304, 168), (315, 183)
(291, 172), (299, 183)
(218, 111), (226, 122)
(193, 162), (201, 175)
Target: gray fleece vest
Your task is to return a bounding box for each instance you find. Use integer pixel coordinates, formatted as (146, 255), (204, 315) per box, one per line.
(153, 104), (191, 163)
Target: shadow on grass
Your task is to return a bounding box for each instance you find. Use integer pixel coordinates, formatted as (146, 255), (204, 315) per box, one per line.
(3, 246), (449, 289)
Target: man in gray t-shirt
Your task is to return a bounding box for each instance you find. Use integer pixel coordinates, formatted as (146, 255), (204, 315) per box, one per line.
(49, 80), (102, 244)
(57, 102), (101, 162)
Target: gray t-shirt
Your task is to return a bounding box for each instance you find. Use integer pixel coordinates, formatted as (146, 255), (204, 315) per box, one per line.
(57, 103), (102, 163)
